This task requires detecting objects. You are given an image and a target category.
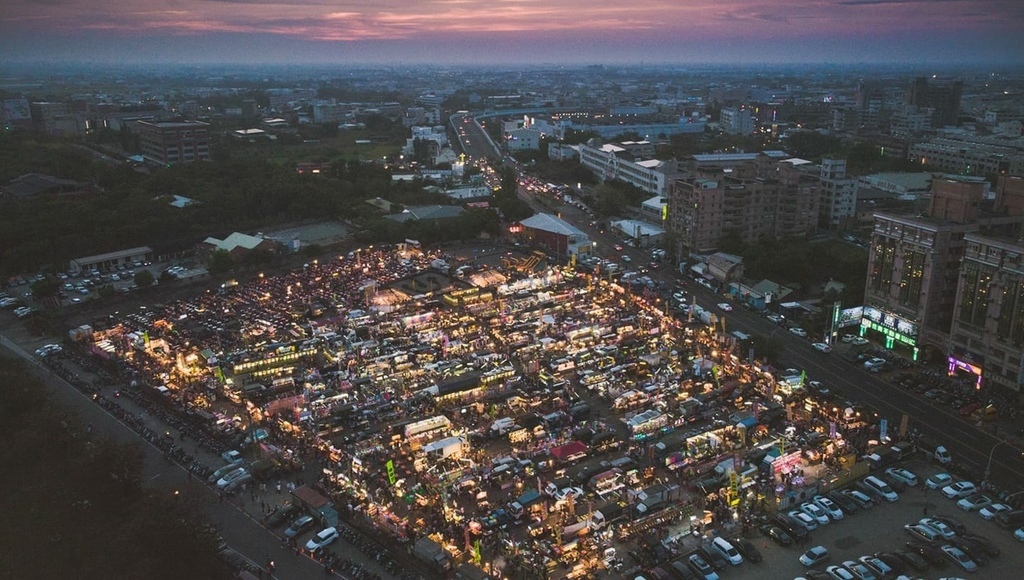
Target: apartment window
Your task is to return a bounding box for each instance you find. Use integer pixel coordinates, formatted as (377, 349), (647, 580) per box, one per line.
(959, 268), (991, 328)
(997, 279), (1024, 347)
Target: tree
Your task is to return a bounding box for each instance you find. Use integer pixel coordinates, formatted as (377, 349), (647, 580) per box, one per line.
(158, 270), (177, 285)
(133, 269), (155, 288)
(31, 277), (60, 299)
(207, 249), (234, 275)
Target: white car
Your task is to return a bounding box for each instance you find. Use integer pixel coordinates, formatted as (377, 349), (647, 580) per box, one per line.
(841, 334), (856, 343)
(919, 517), (956, 539)
(711, 537), (742, 565)
(800, 502), (831, 526)
(555, 487), (584, 502)
(884, 467), (918, 487)
(925, 473), (952, 489)
(904, 523), (940, 542)
(851, 336), (869, 346)
(863, 358), (887, 372)
(788, 509), (818, 530)
(942, 481), (977, 499)
(799, 545), (830, 567)
(812, 342), (832, 353)
(957, 493), (993, 512)
(216, 467), (248, 489)
(717, 303), (733, 312)
(1014, 527), (1024, 541)
(305, 526), (339, 551)
(812, 495), (844, 521)
(221, 450), (244, 465)
(766, 313), (785, 324)
(789, 327), (808, 337)
(979, 503), (1011, 520)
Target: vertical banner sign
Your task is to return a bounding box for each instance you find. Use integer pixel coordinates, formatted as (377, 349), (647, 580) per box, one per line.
(829, 421), (837, 440)
(899, 414), (909, 438)
(729, 471), (740, 506)
(386, 459), (396, 486)
(879, 419), (889, 442)
(778, 437), (785, 456)
(830, 301), (842, 343)
(748, 347), (755, 366)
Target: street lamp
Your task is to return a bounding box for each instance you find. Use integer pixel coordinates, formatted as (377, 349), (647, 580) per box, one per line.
(984, 440), (1010, 483)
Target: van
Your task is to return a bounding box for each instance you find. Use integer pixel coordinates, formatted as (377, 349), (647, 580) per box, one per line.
(862, 475), (898, 502)
(711, 537), (743, 565)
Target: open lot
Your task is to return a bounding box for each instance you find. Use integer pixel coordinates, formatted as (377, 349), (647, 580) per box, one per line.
(704, 457), (1024, 580)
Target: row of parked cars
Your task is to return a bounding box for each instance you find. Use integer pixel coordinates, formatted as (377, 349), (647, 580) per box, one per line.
(638, 536), (761, 580)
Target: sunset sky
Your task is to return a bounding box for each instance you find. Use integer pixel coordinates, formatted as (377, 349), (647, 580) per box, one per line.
(2, 0), (1022, 65)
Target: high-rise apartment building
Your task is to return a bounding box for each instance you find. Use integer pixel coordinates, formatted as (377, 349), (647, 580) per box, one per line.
(949, 234), (1024, 394)
(818, 158), (857, 229)
(137, 120), (211, 165)
(862, 176), (1024, 359)
(908, 77), (963, 129)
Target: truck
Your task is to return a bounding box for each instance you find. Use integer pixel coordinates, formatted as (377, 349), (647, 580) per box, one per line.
(508, 489), (545, 519)
(412, 537), (452, 571)
(560, 511), (607, 539)
(422, 436), (469, 460)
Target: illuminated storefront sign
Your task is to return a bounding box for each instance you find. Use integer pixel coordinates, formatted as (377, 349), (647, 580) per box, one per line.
(947, 356), (983, 389)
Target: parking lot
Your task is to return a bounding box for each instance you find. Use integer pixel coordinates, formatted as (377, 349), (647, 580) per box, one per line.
(685, 456), (1024, 580)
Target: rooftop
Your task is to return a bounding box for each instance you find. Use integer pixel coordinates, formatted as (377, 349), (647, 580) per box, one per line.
(521, 213), (587, 237)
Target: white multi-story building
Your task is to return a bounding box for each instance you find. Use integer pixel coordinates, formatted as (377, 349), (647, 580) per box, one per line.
(579, 142), (675, 195)
(720, 107), (754, 135)
(908, 138), (1024, 176)
(818, 158), (857, 228)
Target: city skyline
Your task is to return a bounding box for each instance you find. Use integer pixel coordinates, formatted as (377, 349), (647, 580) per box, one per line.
(2, 0), (1023, 67)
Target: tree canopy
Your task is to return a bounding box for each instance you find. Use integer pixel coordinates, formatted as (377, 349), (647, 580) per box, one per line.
(0, 357), (232, 579)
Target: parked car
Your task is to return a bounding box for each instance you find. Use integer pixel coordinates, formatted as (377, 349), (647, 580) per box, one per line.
(845, 489), (875, 509)
(862, 358), (887, 372)
(305, 527), (339, 551)
(800, 502), (831, 526)
(265, 502), (299, 527)
(711, 537), (742, 565)
(892, 549), (929, 572)
(827, 491), (859, 515)
(931, 515), (967, 536)
(760, 523), (793, 546)
(904, 540), (946, 566)
(284, 515), (315, 539)
(730, 537), (762, 563)
(216, 467), (248, 489)
(800, 546), (831, 567)
(919, 517), (956, 539)
(788, 509), (819, 531)
(884, 467), (918, 487)
(960, 533), (1000, 556)
(957, 493), (993, 512)
(942, 481), (977, 499)
(789, 327), (808, 337)
(979, 503), (1012, 521)
(861, 475), (898, 502)
(825, 565), (856, 580)
(858, 555), (893, 578)
(812, 342), (832, 353)
(903, 523), (940, 543)
(940, 545), (977, 572)
(687, 553), (719, 580)
(813, 495), (845, 521)
(841, 559), (876, 580)
(925, 472), (952, 489)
